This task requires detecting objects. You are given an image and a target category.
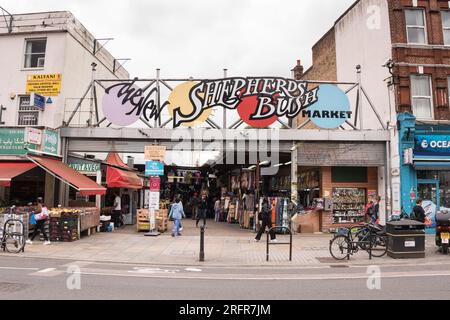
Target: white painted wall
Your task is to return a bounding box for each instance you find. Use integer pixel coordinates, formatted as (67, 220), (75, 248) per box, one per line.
(335, 0), (392, 129)
(335, 0), (400, 218)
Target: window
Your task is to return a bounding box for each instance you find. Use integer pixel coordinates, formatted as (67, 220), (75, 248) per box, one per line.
(24, 38), (46, 68)
(405, 9), (427, 44)
(17, 96), (39, 126)
(443, 11), (450, 45)
(411, 75), (433, 119)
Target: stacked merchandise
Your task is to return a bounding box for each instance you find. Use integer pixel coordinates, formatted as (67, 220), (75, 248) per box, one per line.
(156, 208), (168, 233)
(267, 197), (290, 233)
(61, 211), (79, 242)
(136, 209), (150, 231)
(49, 216), (61, 242)
(48, 208), (81, 242)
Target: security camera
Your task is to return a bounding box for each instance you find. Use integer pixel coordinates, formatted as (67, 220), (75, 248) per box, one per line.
(382, 59), (394, 68)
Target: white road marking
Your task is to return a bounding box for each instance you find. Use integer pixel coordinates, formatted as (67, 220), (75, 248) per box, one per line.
(66, 270), (450, 281)
(128, 267), (179, 274)
(185, 268), (202, 272)
(38, 268), (56, 273)
(0, 267), (39, 271)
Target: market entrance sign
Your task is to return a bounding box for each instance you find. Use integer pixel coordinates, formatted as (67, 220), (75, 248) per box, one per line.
(145, 161), (164, 176)
(103, 78), (356, 129)
(26, 73), (62, 96)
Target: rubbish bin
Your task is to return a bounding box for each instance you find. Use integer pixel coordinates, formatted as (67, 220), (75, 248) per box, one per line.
(387, 220), (425, 259)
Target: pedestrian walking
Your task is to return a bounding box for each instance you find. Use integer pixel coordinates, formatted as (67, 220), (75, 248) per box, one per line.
(196, 194), (208, 228)
(191, 193), (199, 220)
(254, 197), (277, 242)
(372, 196), (381, 224)
(214, 198), (221, 222)
(169, 197), (185, 237)
(26, 197), (51, 245)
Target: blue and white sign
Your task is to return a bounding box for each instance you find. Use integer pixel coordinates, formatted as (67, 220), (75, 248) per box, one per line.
(145, 161), (164, 176)
(302, 84), (351, 129)
(415, 135), (450, 156)
(32, 93), (45, 110)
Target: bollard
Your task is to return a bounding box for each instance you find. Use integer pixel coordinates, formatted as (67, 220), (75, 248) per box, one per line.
(199, 225), (205, 262)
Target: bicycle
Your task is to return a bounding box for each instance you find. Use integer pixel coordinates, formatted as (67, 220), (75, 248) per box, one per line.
(329, 222), (387, 260)
(0, 206), (25, 253)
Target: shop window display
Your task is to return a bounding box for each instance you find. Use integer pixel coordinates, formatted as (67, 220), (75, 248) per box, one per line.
(332, 187), (366, 224)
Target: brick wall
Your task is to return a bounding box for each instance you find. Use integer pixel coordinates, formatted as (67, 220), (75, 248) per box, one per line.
(389, 0), (450, 120)
(296, 28), (337, 128)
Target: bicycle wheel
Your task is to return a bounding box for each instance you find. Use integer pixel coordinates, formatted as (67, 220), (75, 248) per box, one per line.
(369, 234), (387, 257)
(4, 232), (25, 253)
(329, 235), (351, 260)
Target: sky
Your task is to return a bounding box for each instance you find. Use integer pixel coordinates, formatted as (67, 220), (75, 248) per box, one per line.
(2, 0), (356, 78)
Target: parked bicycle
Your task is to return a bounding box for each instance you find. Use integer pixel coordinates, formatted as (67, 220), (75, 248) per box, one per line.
(329, 222), (387, 260)
(0, 206), (25, 253)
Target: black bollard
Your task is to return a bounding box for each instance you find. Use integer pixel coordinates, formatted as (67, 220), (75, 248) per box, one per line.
(199, 225), (205, 261)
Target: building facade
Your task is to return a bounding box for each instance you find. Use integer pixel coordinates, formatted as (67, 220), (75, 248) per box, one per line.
(297, 0), (450, 225)
(0, 11), (129, 207)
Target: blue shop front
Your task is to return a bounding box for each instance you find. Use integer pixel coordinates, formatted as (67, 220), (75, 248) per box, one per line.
(399, 113), (450, 233)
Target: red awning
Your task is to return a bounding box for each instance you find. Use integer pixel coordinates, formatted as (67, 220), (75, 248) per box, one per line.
(27, 155), (106, 196)
(105, 153), (143, 189)
(0, 162), (37, 187)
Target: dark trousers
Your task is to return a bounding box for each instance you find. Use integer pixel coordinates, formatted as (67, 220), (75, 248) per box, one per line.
(196, 209), (206, 227)
(255, 219), (276, 241)
(31, 220), (49, 241)
(113, 210), (122, 227)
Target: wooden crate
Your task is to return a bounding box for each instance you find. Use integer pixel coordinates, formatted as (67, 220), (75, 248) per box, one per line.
(137, 221), (150, 232)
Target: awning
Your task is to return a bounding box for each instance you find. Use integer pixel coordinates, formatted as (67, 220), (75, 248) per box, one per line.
(0, 162), (37, 187)
(27, 155), (106, 196)
(105, 153), (143, 189)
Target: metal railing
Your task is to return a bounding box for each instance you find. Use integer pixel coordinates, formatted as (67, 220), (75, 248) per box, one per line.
(266, 226), (292, 262)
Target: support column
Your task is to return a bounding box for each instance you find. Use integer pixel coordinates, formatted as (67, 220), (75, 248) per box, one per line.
(58, 137), (69, 206)
(44, 172), (55, 207)
(96, 170), (102, 209)
(291, 143), (298, 204)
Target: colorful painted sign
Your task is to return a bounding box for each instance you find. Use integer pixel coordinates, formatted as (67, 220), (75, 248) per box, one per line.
(303, 84), (351, 129)
(102, 78), (323, 128)
(415, 135), (450, 156)
(145, 161), (164, 176)
(26, 74), (62, 96)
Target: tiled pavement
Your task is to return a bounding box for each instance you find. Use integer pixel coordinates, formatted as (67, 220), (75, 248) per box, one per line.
(2, 219), (450, 267)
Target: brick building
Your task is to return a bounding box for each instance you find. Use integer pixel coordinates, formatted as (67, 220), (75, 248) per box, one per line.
(296, 0), (450, 225)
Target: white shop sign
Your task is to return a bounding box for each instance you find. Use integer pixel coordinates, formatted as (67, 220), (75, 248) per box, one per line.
(149, 191), (160, 210)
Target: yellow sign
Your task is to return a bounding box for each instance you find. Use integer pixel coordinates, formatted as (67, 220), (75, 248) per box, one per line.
(26, 74), (62, 96)
(145, 145), (166, 161)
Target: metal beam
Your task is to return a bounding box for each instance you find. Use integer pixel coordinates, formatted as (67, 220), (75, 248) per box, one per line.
(361, 86), (387, 130)
(61, 127), (390, 142)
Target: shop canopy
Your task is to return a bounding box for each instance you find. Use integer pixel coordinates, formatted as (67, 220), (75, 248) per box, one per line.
(27, 155), (106, 196)
(105, 153), (143, 189)
(0, 162), (37, 187)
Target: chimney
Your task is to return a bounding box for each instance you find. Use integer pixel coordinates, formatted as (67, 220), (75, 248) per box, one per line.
(291, 59), (304, 80)
(127, 156), (134, 168)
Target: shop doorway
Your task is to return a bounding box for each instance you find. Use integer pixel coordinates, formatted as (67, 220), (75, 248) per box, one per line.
(417, 179), (439, 233)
